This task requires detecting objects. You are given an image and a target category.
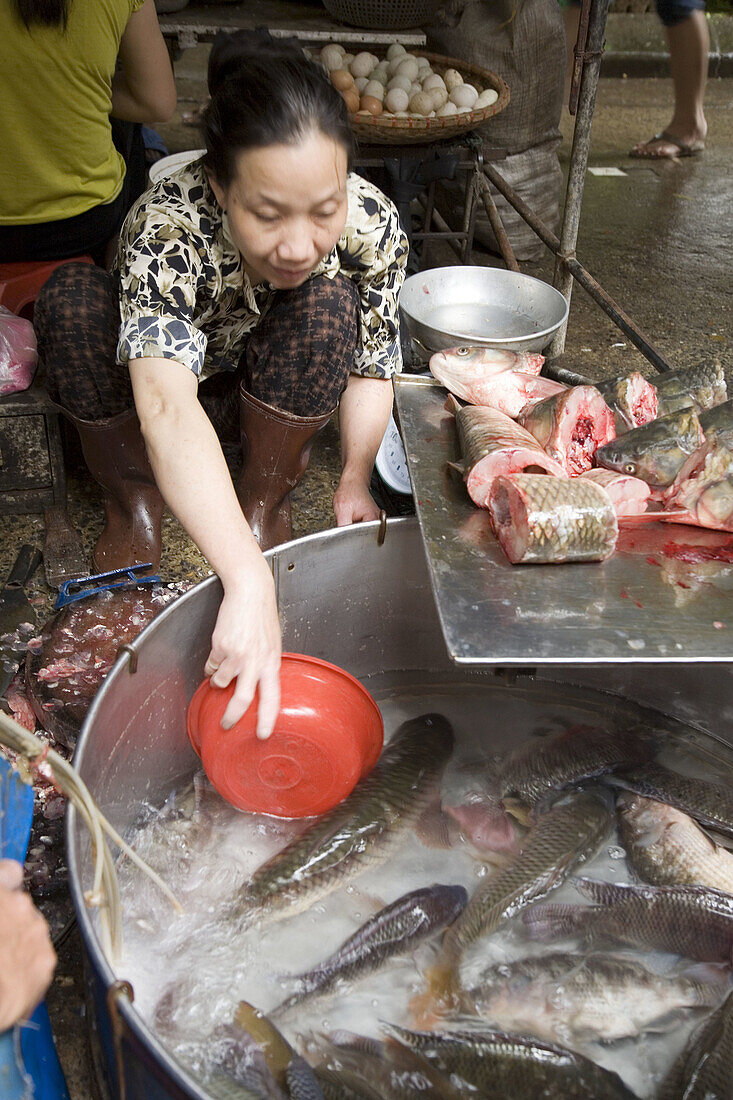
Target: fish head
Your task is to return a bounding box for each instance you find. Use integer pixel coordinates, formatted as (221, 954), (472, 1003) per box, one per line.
(594, 436), (645, 479)
(595, 414), (701, 488)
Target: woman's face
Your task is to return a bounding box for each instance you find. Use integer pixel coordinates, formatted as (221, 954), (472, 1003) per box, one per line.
(209, 130), (349, 289)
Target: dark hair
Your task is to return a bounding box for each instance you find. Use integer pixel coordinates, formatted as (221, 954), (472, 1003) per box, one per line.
(202, 30), (354, 188)
(13, 0), (69, 28)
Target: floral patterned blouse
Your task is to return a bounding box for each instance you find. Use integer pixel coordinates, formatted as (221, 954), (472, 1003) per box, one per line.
(115, 159), (409, 382)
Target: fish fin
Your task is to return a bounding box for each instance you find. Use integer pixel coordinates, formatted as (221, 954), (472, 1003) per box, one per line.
(415, 797), (455, 850)
(572, 877), (640, 904)
(408, 961), (461, 1027)
(680, 961), (733, 991)
(446, 460), (466, 482)
(699, 824), (733, 852)
(500, 796), (532, 826)
(444, 394), (464, 415)
(522, 903), (593, 941)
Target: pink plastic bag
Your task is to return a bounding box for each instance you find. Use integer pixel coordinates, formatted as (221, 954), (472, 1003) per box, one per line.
(0, 305), (38, 396)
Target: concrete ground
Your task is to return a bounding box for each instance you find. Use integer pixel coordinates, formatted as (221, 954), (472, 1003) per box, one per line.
(3, 70), (731, 1099)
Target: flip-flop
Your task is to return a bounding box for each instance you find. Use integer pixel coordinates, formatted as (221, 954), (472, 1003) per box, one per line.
(629, 130), (705, 159)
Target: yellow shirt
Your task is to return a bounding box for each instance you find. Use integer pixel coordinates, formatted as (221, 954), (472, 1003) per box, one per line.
(0, 0), (144, 225)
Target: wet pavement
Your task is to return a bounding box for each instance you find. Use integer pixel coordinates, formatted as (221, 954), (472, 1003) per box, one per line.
(0, 72), (730, 1098)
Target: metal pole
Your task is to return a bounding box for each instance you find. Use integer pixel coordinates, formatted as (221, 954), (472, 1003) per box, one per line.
(482, 161), (673, 373)
(548, 0), (610, 358)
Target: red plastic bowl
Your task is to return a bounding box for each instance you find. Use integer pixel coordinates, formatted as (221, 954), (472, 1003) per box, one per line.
(187, 654), (384, 818)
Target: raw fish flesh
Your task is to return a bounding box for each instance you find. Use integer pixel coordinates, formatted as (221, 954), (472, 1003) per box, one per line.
(447, 395), (565, 507)
(662, 442), (733, 531)
(579, 469), (651, 517)
(488, 473), (618, 565)
(518, 386), (616, 475)
(595, 372), (658, 431)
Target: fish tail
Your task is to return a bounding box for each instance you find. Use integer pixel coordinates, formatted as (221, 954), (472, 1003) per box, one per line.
(522, 902), (591, 941)
(408, 957), (461, 1027)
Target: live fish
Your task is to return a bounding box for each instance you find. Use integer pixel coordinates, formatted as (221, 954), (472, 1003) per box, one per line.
(488, 473), (618, 565)
(595, 408), (705, 489)
(499, 722), (655, 812)
(447, 396), (565, 508)
(233, 1002), (325, 1099)
(435, 791), (612, 979)
(459, 951), (724, 1044)
(607, 760), (733, 840)
(579, 469), (651, 518)
(659, 990), (733, 1100)
(655, 357), (727, 417)
(317, 1032), (465, 1100)
(384, 1024), (638, 1100)
(236, 715), (453, 922)
(518, 385), (616, 475)
(595, 372), (659, 431)
(618, 791), (733, 892)
(524, 877), (733, 963)
(273, 883), (468, 1016)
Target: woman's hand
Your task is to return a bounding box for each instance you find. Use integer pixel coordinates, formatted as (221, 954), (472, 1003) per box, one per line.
(334, 471), (380, 526)
(205, 558), (282, 739)
(0, 861), (56, 1031)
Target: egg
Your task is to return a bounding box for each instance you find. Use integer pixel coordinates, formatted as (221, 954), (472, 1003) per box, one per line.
(331, 69), (355, 92)
(436, 101), (458, 117)
(363, 80), (385, 102)
(342, 53), (355, 67)
(427, 87), (448, 110)
(368, 69), (389, 87)
(350, 51), (376, 78)
(450, 83), (478, 108)
(386, 42), (407, 61)
(342, 87), (361, 114)
(395, 57), (419, 82)
(417, 56), (432, 73)
(387, 74), (413, 94)
(384, 87), (409, 113)
(408, 91), (434, 116)
(475, 87), (499, 109)
(360, 95), (383, 116)
(443, 68), (464, 92)
(320, 44), (345, 71)
(354, 76), (369, 93)
(421, 73), (446, 92)
(410, 83), (423, 97)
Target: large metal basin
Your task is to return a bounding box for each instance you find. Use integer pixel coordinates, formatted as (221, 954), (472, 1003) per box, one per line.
(399, 266), (569, 354)
(68, 517), (733, 1099)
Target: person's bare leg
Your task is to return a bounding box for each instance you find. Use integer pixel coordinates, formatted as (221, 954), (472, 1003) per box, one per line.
(563, 5), (582, 106)
(631, 10), (709, 156)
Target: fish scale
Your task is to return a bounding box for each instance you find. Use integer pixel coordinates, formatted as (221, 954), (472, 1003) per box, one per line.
(655, 357), (727, 417)
(659, 990), (733, 1100)
(608, 760), (733, 839)
(236, 715), (453, 922)
(595, 408), (705, 489)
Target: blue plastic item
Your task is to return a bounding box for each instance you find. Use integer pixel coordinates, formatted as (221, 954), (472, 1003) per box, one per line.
(0, 757), (70, 1100)
(54, 563), (161, 609)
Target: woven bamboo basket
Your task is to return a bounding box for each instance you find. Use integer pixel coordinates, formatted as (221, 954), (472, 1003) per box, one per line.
(322, 0), (441, 30)
(346, 52), (510, 146)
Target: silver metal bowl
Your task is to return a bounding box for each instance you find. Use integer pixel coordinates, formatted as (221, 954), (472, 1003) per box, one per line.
(399, 266), (569, 355)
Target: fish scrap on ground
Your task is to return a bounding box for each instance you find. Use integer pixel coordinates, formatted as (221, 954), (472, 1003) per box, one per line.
(659, 989), (733, 1100)
(579, 469), (651, 518)
(446, 396), (565, 508)
(488, 472), (619, 565)
(618, 791), (733, 893)
(234, 715), (454, 924)
(655, 358), (727, 417)
(606, 760), (733, 840)
(517, 385), (616, 476)
(456, 951), (725, 1044)
(499, 722), (655, 813)
(594, 372), (658, 431)
(524, 878), (733, 963)
(272, 883), (467, 1017)
(595, 408), (705, 490)
(384, 1023), (639, 1099)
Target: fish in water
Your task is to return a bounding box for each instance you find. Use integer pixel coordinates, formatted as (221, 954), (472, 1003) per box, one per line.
(457, 951), (724, 1044)
(655, 357), (727, 417)
(595, 408), (705, 489)
(499, 722), (655, 813)
(524, 877), (733, 963)
(446, 396), (565, 507)
(618, 791), (733, 893)
(607, 759), (733, 841)
(699, 398), (733, 448)
(232, 1001), (325, 1099)
(384, 1023), (638, 1100)
(579, 469), (651, 518)
(444, 791), (520, 857)
(662, 442), (733, 531)
(595, 372), (659, 431)
(273, 883), (468, 1016)
(518, 385), (616, 476)
(659, 989), (733, 1100)
(432, 791), (612, 987)
(209, 1023), (287, 1100)
(235, 715), (454, 923)
(316, 1032), (465, 1100)
(488, 472), (618, 565)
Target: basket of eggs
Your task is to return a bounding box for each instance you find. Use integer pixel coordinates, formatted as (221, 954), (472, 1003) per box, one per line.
(319, 41), (510, 146)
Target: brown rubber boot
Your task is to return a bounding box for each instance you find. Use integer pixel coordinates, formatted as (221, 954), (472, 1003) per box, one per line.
(236, 386), (333, 551)
(69, 408), (164, 573)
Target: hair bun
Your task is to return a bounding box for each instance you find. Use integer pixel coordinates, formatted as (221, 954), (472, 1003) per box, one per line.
(207, 29), (305, 96)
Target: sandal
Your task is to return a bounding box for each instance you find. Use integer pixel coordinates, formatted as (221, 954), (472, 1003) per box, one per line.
(629, 130), (705, 159)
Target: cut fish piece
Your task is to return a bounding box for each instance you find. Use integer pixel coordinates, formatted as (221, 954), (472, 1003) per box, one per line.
(447, 396), (565, 508)
(595, 372), (659, 431)
(656, 358), (727, 417)
(579, 469), (651, 517)
(663, 442), (733, 531)
(429, 346), (546, 404)
(488, 473), (618, 565)
(595, 408), (705, 490)
(518, 386), (616, 475)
